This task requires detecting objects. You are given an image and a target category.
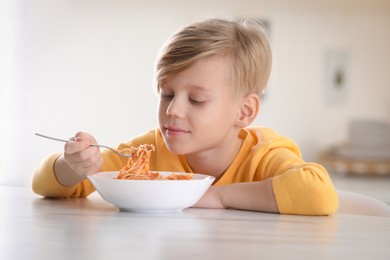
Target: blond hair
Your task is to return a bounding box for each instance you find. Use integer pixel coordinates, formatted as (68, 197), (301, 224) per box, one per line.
(155, 18), (272, 96)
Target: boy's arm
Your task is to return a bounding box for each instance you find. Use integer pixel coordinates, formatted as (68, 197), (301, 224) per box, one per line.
(193, 148), (339, 215)
(32, 132), (104, 198)
(193, 178), (279, 213)
(54, 155), (87, 186)
(31, 150), (122, 198)
(31, 152), (94, 198)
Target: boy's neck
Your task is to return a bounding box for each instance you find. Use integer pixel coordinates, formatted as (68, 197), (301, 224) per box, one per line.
(184, 132), (244, 181)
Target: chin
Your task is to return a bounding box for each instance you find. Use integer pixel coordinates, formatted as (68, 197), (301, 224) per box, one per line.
(164, 142), (185, 155)
(160, 136), (180, 154)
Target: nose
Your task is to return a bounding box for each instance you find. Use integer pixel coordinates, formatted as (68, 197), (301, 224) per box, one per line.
(166, 97), (185, 118)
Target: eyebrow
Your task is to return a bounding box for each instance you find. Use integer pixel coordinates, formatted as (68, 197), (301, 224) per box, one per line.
(160, 82), (213, 93)
(186, 84), (212, 93)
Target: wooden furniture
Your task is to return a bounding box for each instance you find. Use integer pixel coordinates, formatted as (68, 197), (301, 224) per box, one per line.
(319, 150), (390, 176)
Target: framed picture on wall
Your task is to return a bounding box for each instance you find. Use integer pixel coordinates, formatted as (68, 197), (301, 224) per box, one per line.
(324, 50), (349, 105)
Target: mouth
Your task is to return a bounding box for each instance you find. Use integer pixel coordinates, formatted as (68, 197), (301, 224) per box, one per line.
(164, 125), (190, 136)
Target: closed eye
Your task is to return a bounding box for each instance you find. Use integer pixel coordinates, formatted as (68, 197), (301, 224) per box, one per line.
(189, 98), (206, 106)
(160, 93), (174, 101)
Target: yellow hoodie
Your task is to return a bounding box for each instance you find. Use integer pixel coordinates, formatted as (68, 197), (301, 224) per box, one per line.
(32, 127), (338, 215)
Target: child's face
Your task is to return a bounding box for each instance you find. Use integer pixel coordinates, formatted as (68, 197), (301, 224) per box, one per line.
(158, 56), (243, 156)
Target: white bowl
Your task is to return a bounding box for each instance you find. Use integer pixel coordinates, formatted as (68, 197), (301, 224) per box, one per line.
(88, 171), (215, 212)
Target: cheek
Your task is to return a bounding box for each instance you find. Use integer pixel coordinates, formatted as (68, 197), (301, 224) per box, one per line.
(213, 99), (238, 116)
(214, 101), (241, 124)
(194, 104), (233, 127)
(157, 101), (167, 120)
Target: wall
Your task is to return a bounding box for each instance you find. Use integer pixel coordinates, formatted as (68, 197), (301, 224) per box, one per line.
(1, 0), (389, 185)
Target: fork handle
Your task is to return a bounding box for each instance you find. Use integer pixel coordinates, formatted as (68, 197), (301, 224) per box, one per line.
(36, 133), (103, 147)
(36, 133), (101, 147)
(35, 133), (122, 155)
(35, 133), (69, 143)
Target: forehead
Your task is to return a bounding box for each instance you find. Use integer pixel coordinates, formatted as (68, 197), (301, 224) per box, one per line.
(162, 56), (232, 93)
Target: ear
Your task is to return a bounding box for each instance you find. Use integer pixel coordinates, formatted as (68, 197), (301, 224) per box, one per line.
(235, 93), (260, 128)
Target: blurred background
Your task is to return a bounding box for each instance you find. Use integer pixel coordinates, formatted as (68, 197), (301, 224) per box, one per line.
(1, 0), (389, 199)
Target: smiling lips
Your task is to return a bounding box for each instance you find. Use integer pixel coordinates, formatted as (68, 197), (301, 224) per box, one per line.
(165, 125), (190, 136)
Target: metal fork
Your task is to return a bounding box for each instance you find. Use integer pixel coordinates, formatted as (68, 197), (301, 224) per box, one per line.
(35, 133), (133, 158)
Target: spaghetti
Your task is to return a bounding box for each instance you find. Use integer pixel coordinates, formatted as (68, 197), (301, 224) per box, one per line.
(115, 144), (192, 180)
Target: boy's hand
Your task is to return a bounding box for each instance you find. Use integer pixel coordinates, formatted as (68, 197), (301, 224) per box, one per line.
(63, 132), (104, 178)
(192, 186), (227, 209)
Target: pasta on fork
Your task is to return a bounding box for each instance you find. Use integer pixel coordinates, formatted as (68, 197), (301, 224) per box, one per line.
(115, 144), (192, 180)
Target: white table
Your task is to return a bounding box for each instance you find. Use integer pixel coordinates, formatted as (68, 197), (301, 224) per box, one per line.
(1, 186), (390, 260)
(331, 174), (390, 204)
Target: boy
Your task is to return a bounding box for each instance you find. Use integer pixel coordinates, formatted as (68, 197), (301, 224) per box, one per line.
(32, 18), (338, 215)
